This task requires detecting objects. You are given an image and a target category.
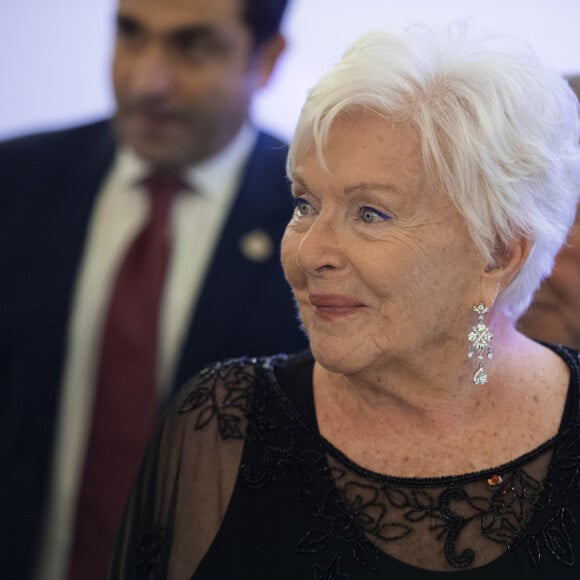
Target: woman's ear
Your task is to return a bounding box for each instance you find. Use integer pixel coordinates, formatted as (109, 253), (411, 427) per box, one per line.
(483, 236), (532, 293)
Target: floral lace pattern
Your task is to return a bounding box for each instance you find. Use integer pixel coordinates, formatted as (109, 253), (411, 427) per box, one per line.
(179, 360), (259, 438)
(130, 350), (580, 578)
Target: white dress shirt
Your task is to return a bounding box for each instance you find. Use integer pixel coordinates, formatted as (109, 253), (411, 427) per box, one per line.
(34, 124), (258, 580)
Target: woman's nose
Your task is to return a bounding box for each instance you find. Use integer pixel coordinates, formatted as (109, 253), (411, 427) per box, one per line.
(295, 214), (348, 276)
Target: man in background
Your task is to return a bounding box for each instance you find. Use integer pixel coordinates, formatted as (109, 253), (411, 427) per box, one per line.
(519, 204), (580, 349)
(0, 0), (306, 578)
(519, 75), (580, 350)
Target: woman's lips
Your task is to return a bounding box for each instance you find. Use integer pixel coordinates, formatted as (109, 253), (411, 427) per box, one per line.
(308, 294), (366, 320)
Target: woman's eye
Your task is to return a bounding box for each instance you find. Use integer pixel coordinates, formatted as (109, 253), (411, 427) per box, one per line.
(293, 197), (312, 216)
(359, 206), (391, 223)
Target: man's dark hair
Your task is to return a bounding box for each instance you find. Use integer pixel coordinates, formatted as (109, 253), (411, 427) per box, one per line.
(242, 0), (289, 45)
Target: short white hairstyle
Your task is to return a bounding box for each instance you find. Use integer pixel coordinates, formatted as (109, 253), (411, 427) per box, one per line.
(288, 23), (580, 321)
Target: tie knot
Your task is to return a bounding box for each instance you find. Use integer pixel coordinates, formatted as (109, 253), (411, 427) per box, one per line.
(142, 173), (186, 200)
(141, 173), (186, 221)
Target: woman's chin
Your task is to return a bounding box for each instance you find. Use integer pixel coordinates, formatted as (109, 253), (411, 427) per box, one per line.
(310, 340), (369, 376)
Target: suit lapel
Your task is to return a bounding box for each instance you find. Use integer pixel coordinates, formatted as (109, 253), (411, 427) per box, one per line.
(173, 132), (292, 387)
(6, 121), (116, 455)
(0, 121), (117, 578)
(3, 120), (116, 442)
(29, 121), (116, 378)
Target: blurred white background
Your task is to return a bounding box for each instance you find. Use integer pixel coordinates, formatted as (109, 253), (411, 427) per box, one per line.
(1, 0), (580, 140)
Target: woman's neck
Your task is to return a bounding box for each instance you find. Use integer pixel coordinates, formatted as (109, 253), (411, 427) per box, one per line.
(312, 322), (569, 476)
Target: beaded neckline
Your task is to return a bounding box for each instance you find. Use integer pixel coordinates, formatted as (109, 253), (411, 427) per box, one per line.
(267, 344), (580, 488)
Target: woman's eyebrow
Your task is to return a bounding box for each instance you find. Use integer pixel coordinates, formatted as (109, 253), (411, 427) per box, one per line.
(289, 174), (309, 190)
(344, 182), (401, 195)
(290, 176), (402, 197)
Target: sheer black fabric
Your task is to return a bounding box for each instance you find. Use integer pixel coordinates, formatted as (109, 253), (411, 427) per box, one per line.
(110, 345), (580, 579)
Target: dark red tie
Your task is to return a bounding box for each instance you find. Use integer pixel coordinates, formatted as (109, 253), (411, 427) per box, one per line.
(67, 174), (183, 580)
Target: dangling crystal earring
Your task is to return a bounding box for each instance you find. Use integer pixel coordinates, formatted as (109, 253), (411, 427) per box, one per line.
(468, 303), (493, 385)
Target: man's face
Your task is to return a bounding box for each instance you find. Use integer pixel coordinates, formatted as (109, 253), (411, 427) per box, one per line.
(113, 0), (282, 170)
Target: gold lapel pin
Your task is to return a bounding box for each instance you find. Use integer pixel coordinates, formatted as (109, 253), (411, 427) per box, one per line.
(239, 229), (274, 262)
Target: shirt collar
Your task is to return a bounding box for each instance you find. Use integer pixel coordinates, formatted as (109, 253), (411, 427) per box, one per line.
(184, 122), (257, 198)
(115, 123), (258, 197)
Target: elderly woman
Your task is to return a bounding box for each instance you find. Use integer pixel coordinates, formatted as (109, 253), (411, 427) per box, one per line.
(111, 24), (580, 579)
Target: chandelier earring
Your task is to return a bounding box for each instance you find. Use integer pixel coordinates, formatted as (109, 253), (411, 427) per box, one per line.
(468, 303), (493, 385)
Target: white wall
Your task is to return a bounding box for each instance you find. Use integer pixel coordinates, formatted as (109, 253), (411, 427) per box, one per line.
(2, 0), (580, 140)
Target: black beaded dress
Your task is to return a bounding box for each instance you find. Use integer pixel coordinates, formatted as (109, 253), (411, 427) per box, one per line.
(110, 345), (580, 579)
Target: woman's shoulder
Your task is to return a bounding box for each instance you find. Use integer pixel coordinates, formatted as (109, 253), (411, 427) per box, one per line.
(542, 343), (580, 427)
(166, 353), (309, 439)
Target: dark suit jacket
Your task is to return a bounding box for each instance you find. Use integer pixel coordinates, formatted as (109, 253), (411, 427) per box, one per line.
(0, 120), (307, 579)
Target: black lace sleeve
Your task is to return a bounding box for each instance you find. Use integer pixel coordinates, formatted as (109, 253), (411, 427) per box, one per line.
(109, 359), (258, 580)
(109, 349), (580, 579)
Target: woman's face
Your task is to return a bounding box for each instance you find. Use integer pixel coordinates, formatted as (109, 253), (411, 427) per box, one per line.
(281, 113), (489, 377)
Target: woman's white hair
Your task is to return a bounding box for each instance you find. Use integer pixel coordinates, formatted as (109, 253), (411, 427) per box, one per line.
(287, 23), (580, 321)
